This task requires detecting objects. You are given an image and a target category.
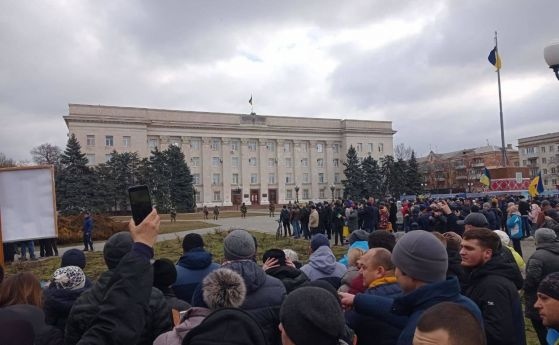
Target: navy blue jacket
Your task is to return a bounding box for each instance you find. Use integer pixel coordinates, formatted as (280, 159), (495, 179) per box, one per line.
(173, 248), (220, 303)
(354, 277), (482, 345)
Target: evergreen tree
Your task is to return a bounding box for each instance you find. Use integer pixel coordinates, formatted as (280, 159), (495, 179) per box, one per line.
(380, 155), (396, 197)
(104, 151), (141, 211)
(56, 134), (94, 214)
(149, 148), (172, 212)
(362, 155), (382, 199)
(405, 151), (423, 195)
(342, 146), (364, 200)
(392, 158), (409, 197)
(165, 145), (195, 212)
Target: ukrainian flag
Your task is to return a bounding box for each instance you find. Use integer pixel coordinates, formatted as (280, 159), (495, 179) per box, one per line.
(480, 168), (491, 187)
(488, 47), (502, 70)
(528, 172), (544, 197)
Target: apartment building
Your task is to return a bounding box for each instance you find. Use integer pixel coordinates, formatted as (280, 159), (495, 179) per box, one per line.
(64, 104), (395, 206)
(518, 132), (559, 190)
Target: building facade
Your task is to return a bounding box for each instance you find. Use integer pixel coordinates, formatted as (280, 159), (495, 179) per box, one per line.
(64, 104), (396, 206)
(518, 132), (559, 190)
(418, 145), (520, 193)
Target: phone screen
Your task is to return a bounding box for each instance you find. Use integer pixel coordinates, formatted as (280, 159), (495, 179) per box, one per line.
(129, 185), (152, 225)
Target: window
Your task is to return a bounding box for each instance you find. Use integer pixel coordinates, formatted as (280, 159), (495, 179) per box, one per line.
(526, 147), (537, 154)
(191, 157), (200, 167)
(231, 140), (240, 151)
(123, 136), (131, 147)
(213, 191), (221, 202)
(195, 191), (201, 203)
(105, 135), (114, 147)
(303, 173), (309, 183)
(86, 154), (95, 165)
(334, 173), (340, 183)
(232, 173), (239, 185)
(318, 173), (325, 183)
(368, 143), (374, 153)
(544, 169), (548, 174)
(211, 139), (220, 151)
(356, 143), (363, 152)
(251, 173), (258, 184)
(232, 157), (240, 168)
(302, 189), (309, 199)
(335, 189), (342, 198)
(148, 138), (158, 150)
(544, 179), (549, 185)
(191, 139), (201, 150)
(301, 158), (308, 167)
(193, 174), (200, 185)
(550, 145), (555, 152)
(316, 143), (323, 153)
(543, 158), (547, 164)
(249, 157), (257, 166)
(285, 158), (292, 168)
(378, 143), (384, 153)
(248, 140), (257, 151)
(266, 141), (275, 151)
(319, 189), (325, 199)
(553, 178), (557, 186)
(212, 157), (221, 167)
(105, 154), (112, 163)
(332, 143), (339, 153)
(86, 135), (95, 146)
(333, 159), (339, 167)
(285, 173), (293, 184)
(170, 137), (181, 147)
(541, 146), (546, 153)
(286, 189), (293, 200)
(284, 142), (291, 152)
(268, 173), (276, 184)
(302, 142), (309, 152)
(522, 160), (527, 166)
(552, 167), (557, 174)
(317, 158), (324, 167)
(268, 158), (275, 167)
(212, 174), (221, 185)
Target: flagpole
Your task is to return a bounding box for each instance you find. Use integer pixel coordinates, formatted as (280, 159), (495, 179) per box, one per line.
(495, 31), (507, 167)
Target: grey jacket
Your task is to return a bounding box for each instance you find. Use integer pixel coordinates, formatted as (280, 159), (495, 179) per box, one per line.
(301, 246), (347, 281)
(524, 241), (559, 319)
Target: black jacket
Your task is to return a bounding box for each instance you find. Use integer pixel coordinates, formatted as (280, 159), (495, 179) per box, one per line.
(43, 282), (91, 333)
(265, 266), (309, 294)
(0, 304), (63, 345)
(446, 248), (467, 287)
(524, 241), (559, 320)
(464, 250), (526, 345)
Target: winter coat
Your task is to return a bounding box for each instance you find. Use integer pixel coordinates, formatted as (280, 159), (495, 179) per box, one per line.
(447, 248), (468, 288)
(463, 250), (526, 345)
(338, 267), (361, 294)
(542, 218), (559, 235)
(222, 260), (286, 345)
(347, 210), (359, 232)
(354, 276), (482, 345)
(506, 213), (524, 239)
(309, 209), (319, 228)
(346, 280), (402, 345)
(0, 304), (63, 345)
(483, 209), (499, 230)
(264, 266), (309, 294)
(153, 307), (211, 345)
(524, 241), (559, 320)
(43, 282), (91, 333)
(173, 248), (220, 303)
(65, 263), (171, 345)
(301, 246), (347, 281)
(362, 205), (379, 231)
(156, 287), (190, 312)
(82, 217), (93, 234)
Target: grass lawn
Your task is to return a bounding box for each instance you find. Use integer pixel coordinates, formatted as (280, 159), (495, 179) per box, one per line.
(112, 211), (265, 222)
(158, 220), (219, 234)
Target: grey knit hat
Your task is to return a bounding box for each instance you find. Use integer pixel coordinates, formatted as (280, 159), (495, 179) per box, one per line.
(224, 230), (256, 261)
(348, 230), (369, 245)
(392, 230), (448, 283)
(52, 266), (86, 290)
(103, 232), (133, 269)
(535, 228), (557, 244)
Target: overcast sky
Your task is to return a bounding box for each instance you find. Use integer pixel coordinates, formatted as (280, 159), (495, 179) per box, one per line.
(2, 0), (558, 162)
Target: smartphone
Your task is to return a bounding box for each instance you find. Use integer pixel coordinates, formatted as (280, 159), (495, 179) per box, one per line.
(128, 185), (153, 225)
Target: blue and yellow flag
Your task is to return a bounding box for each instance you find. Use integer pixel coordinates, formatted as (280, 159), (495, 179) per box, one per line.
(528, 172), (544, 197)
(480, 167), (491, 187)
(488, 47), (502, 70)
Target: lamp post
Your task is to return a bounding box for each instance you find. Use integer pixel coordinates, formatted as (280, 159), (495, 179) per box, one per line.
(330, 184), (335, 202)
(294, 185), (300, 204)
(544, 41), (559, 80)
(467, 182), (473, 193)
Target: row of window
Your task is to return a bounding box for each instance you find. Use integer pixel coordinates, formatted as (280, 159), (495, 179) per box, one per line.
(543, 178), (558, 186)
(523, 144), (559, 155)
(355, 142), (384, 153)
(193, 172), (341, 185)
(194, 156), (341, 168)
(523, 158), (556, 166)
(201, 188), (342, 202)
(87, 135), (131, 148)
(542, 168), (558, 175)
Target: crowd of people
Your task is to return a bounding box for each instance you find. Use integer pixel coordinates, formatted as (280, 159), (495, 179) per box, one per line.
(2, 195), (559, 344)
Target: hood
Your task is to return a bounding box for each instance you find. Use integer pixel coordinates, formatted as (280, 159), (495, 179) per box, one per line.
(536, 241), (559, 255)
(469, 249), (524, 290)
(174, 307), (212, 337)
(178, 248), (214, 270)
(222, 260), (267, 293)
(43, 285), (90, 315)
(392, 277), (462, 316)
(309, 246), (339, 275)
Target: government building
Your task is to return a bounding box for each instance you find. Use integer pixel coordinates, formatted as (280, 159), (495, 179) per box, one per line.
(64, 104), (396, 206)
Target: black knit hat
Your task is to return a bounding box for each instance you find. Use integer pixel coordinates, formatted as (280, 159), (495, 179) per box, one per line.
(280, 286), (345, 345)
(538, 272), (559, 300)
(368, 230), (396, 252)
(182, 233), (204, 252)
(262, 248), (286, 266)
(153, 258), (177, 289)
(61, 249), (86, 269)
(182, 308), (267, 345)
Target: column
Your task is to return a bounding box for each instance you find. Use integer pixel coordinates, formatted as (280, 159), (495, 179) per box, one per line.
(201, 137), (212, 204)
(181, 136), (190, 162)
(309, 140), (319, 200)
(222, 137), (232, 206)
(160, 135), (170, 150)
(240, 138), (251, 205)
(325, 140), (335, 189)
(259, 138), (269, 205)
(293, 141), (302, 192)
(276, 139), (285, 204)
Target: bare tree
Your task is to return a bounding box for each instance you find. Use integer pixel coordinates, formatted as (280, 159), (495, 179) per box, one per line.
(30, 143), (62, 165)
(0, 152), (16, 167)
(394, 143), (413, 161)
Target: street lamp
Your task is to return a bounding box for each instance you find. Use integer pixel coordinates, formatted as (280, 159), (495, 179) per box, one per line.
(544, 41), (559, 80)
(330, 184), (335, 202)
(294, 185), (300, 204)
(467, 182), (473, 193)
